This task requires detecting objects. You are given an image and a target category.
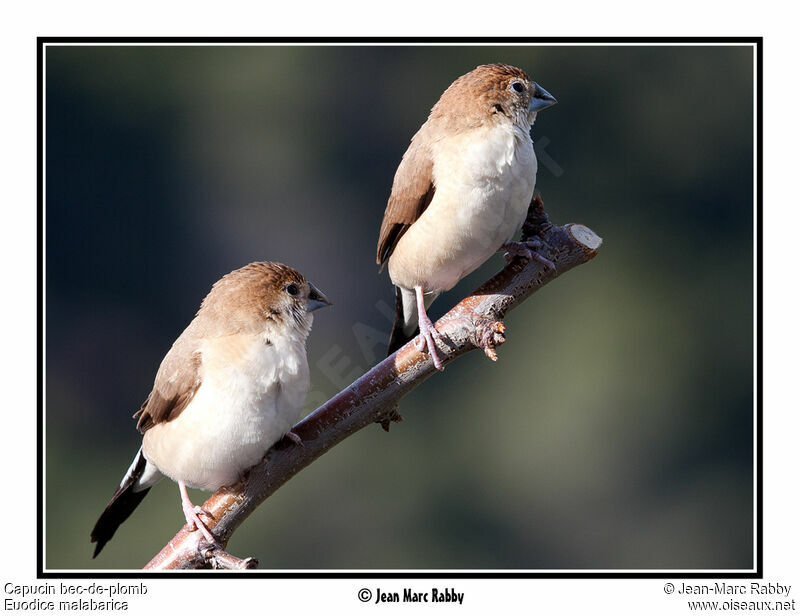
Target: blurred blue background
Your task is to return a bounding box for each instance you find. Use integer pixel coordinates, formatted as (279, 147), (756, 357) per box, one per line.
(45, 44), (754, 570)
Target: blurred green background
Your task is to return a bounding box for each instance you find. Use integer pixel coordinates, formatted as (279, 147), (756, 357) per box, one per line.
(45, 44), (754, 570)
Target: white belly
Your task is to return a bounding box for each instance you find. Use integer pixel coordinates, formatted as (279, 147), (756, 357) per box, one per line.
(142, 333), (309, 490)
(388, 123), (537, 292)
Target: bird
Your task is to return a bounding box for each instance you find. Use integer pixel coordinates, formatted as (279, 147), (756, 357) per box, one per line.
(90, 261), (331, 557)
(376, 63), (557, 370)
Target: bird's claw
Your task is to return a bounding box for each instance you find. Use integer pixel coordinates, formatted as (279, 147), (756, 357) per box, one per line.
(192, 505), (212, 518)
(181, 494), (217, 546)
(502, 239), (556, 271)
(416, 320), (446, 371)
(184, 511), (217, 546)
(285, 431), (303, 446)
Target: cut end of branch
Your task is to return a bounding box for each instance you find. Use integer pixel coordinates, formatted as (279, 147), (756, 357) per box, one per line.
(567, 224), (603, 252)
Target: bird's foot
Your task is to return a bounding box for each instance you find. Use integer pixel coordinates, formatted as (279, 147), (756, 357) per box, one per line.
(415, 312), (446, 371)
(501, 239), (556, 271)
(285, 431), (303, 446)
(179, 482), (218, 546)
(182, 501), (217, 545)
(191, 504), (212, 518)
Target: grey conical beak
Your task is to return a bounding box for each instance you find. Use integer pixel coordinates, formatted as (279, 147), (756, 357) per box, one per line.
(529, 82), (557, 113)
(306, 282), (332, 312)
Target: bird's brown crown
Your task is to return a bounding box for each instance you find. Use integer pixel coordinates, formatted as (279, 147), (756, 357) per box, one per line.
(197, 262), (311, 333)
(429, 63), (536, 129)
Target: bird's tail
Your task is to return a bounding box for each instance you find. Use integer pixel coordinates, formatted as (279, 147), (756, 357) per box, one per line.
(387, 286), (417, 356)
(90, 447), (162, 557)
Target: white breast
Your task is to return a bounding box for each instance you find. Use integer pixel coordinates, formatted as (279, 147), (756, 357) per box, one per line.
(388, 122), (537, 293)
(142, 328), (310, 490)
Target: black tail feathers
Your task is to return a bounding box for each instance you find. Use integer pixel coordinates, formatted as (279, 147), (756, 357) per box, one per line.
(90, 450), (151, 558)
(387, 287), (417, 356)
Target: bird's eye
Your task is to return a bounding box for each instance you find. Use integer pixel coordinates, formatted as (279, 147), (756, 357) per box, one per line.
(510, 80), (525, 94)
(285, 283), (299, 297)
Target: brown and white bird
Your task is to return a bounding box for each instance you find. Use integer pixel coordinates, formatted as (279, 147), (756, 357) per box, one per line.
(90, 262), (331, 557)
(377, 63), (557, 369)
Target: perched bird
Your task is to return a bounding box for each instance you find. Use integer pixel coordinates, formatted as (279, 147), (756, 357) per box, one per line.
(90, 262), (331, 557)
(377, 63), (557, 369)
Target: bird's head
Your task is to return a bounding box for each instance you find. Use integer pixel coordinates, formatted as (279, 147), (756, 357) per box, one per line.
(199, 261), (331, 338)
(432, 63), (557, 131)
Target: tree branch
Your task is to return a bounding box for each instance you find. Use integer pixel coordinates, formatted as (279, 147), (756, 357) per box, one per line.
(143, 195), (602, 570)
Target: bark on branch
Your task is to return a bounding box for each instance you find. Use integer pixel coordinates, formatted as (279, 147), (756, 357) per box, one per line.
(144, 195), (602, 570)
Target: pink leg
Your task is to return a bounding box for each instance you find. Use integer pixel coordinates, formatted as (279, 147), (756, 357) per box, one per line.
(501, 239), (556, 270)
(179, 481), (217, 545)
(414, 285), (445, 371)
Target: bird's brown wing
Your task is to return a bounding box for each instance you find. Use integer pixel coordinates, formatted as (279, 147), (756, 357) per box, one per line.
(133, 345), (202, 433)
(376, 137), (436, 266)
